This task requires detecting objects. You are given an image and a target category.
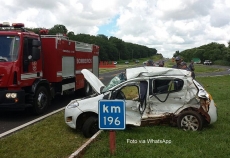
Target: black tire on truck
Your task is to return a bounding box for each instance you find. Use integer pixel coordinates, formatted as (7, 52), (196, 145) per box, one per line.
(77, 80), (92, 97)
(82, 116), (99, 138)
(32, 86), (50, 115)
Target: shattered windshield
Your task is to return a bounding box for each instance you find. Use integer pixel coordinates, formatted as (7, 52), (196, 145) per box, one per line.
(0, 36), (20, 62)
(102, 72), (127, 92)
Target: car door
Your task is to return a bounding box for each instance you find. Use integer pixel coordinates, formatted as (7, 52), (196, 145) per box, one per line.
(148, 77), (186, 115)
(110, 82), (143, 126)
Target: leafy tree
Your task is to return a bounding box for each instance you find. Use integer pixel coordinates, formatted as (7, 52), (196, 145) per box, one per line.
(179, 42), (230, 65)
(49, 24), (68, 35)
(27, 24), (158, 62)
(228, 40), (230, 48)
(173, 50), (180, 57)
(109, 37), (127, 60)
(97, 34), (108, 41)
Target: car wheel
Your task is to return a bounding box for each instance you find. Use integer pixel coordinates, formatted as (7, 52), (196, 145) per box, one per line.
(33, 86), (50, 115)
(82, 116), (99, 138)
(177, 111), (203, 131)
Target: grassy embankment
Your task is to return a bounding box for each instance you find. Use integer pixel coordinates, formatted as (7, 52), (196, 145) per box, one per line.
(166, 60), (225, 73)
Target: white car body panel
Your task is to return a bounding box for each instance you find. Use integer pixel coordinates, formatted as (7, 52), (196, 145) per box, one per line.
(121, 99), (142, 126)
(65, 67), (217, 133)
(74, 94), (104, 113)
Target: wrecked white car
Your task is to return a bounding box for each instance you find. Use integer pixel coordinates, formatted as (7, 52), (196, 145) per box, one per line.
(65, 67), (217, 138)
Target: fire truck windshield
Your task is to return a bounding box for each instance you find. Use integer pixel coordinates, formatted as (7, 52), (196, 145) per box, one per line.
(0, 35), (20, 62)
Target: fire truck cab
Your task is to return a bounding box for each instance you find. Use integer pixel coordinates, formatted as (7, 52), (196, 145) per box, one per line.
(0, 22), (99, 114)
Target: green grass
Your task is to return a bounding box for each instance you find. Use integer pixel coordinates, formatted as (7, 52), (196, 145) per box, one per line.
(82, 75), (230, 158)
(0, 73), (229, 158)
(0, 111), (88, 158)
(193, 64), (225, 73)
(165, 61), (225, 73)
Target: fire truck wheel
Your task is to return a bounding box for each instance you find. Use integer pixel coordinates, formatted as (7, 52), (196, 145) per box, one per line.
(82, 116), (99, 138)
(83, 80), (92, 96)
(33, 86), (50, 115)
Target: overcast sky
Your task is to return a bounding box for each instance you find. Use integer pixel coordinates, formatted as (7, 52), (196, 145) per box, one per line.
(1, 0), (230, 58)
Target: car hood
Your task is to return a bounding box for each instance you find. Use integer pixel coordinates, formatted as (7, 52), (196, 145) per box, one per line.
(81, 69), (105, 94)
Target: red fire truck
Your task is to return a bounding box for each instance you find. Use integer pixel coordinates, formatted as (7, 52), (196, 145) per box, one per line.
(0, 22), (99, 114)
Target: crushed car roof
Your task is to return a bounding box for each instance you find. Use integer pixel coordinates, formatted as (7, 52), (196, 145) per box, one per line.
(125, 67), (191, 80)
(81, 67), (192, 94)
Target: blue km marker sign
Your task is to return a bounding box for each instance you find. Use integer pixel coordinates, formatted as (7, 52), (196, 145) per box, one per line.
(98, 100), (126, 130)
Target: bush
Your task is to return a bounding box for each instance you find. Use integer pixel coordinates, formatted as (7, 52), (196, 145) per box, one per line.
(213, 60), (230, 66)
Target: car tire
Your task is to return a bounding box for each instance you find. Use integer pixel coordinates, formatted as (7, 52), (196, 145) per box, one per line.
(177, 111), (203, 131)
(32, 86), (50, 115)
(82, 116), (99, 138)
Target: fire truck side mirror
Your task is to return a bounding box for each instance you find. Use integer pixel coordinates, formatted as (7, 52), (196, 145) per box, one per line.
(32, 40), (41, 47)
(31, 39), (41, 61)
(32, 47), (40, 61)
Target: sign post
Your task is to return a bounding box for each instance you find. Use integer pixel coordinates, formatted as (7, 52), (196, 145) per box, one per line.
(109, 130), (116, 155)
(98, 100), (126, 155)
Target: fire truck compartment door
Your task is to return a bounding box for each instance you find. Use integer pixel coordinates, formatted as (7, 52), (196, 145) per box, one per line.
(62, 57), (75, 78)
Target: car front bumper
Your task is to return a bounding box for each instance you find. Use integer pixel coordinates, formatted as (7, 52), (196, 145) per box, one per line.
(65, 106), (83, 129)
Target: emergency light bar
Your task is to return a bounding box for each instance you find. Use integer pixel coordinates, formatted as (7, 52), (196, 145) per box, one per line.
(39, 29), (49, 35)
(0, 22), (24, 28)
(12, 23), (24, 28)
(2, 22), (10, 27)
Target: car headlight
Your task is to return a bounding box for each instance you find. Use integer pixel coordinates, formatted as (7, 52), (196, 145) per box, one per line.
(67, 100), (79, 109)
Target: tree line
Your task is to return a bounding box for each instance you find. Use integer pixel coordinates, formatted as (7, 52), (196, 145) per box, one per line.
(27, 24), (157, 61)
(173, 42), (230, 66)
